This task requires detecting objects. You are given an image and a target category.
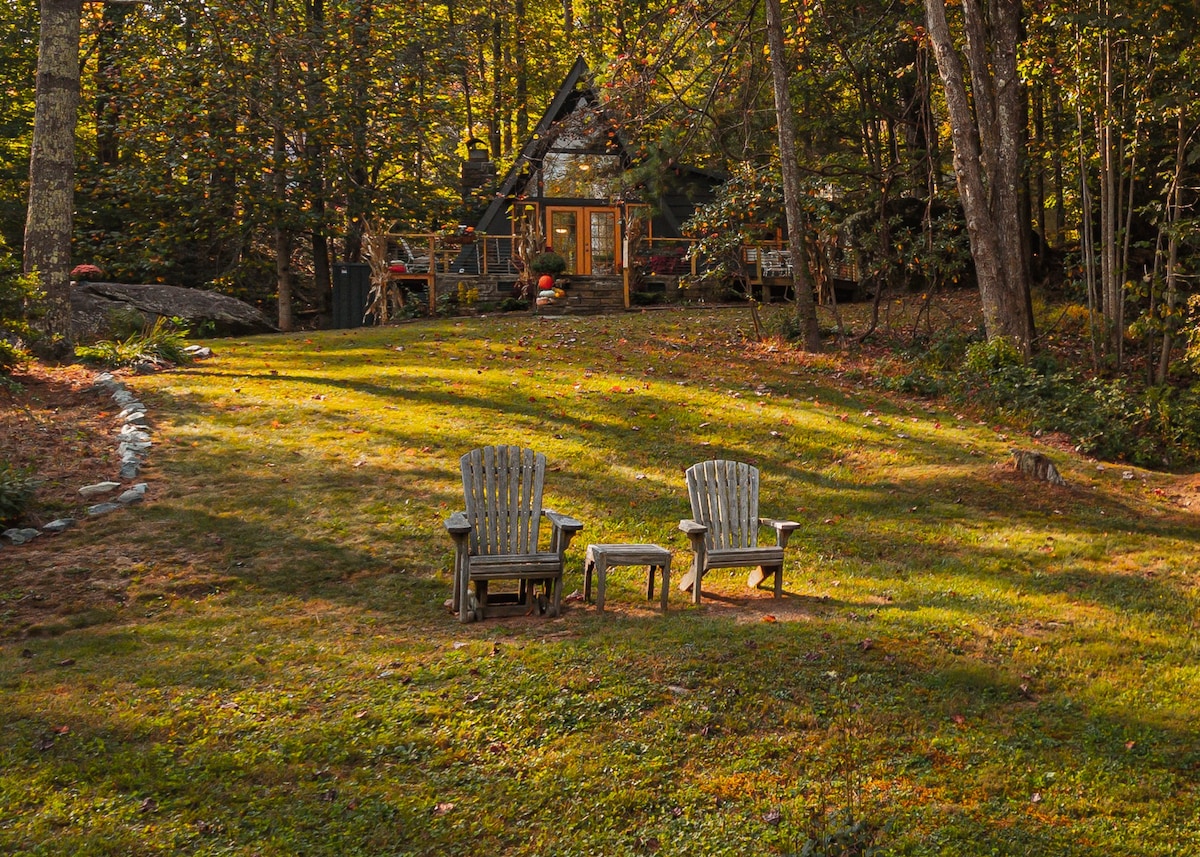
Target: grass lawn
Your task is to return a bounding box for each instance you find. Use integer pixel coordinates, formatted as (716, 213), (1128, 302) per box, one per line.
(3, 304), (1199, 855)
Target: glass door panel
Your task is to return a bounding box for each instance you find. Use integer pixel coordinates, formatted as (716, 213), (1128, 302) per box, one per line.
(549, 209), (578, 274)
(588, 210), (616, 276)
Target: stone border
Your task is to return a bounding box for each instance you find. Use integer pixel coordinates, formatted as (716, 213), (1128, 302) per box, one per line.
(0, 345), (210, 548)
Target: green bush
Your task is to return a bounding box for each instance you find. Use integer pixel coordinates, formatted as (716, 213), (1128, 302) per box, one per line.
(105, 305), (147, 341)
(876, 332), (1200, 468)
(0, 462), (39, 525)
(530, 252), (566, 276)
(498, 297), (529, 312)
(0, 235), (43, 374)
(75, 315), (193, 368)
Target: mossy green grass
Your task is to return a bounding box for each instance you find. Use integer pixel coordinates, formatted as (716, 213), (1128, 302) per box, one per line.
(3, 308), (1198, 855)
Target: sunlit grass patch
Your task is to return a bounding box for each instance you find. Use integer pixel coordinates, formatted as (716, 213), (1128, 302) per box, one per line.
(3, 309), (1200, 855)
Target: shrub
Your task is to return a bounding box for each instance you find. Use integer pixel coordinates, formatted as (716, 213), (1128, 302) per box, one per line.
(498, 297), (528, 312)
(530, 252), (566, 276)
(0, 462), (39, 525)
(75, 316), (193, 368)
(70, 263), (105, 282)
(0, 236), (43, 374)
(874, 331), (1200, 468)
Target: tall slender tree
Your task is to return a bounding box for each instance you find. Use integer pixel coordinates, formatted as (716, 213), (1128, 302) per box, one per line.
(764, 0), (821, 350)
(925, 0), (1034, 352)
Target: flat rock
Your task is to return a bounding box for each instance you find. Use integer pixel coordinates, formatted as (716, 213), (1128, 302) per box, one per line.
(3, 527), (42, 544)
(80, 481), (122, 498)
(118, 427), (151, 443)
(73, 281), (276, 340)
(118, 484), (148, 504)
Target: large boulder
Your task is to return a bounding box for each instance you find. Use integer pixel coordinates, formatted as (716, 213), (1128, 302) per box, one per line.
(72, 282), (277, 341)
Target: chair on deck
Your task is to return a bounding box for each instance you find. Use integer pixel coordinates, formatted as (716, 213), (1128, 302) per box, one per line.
(444, 445), (583, 623)
(678, 460), (800, 604)
(760, 250), (793, 278)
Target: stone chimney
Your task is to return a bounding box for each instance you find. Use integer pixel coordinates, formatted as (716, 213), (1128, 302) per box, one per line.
(461, 138), (497, 205)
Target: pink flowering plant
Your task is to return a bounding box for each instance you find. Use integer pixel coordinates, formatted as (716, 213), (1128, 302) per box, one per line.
(70, 263), (104, 281)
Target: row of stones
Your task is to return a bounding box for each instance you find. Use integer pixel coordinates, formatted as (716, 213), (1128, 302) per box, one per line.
(1, 371), (152, 548)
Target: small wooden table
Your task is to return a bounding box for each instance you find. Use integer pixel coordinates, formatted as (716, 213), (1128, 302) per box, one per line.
(584, 544), (672, 612)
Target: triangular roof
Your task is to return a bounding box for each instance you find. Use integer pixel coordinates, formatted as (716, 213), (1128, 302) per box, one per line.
(474, 57), (629, 233)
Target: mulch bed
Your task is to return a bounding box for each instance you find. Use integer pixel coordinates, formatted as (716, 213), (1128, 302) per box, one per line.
(1, 363), (130, 637)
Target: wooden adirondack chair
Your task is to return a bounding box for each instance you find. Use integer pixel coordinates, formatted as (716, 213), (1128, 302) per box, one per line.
(444, 445), (583, 623)
(678, 460), (800, 604)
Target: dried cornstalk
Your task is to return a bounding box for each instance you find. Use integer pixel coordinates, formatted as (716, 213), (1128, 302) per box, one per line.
(361, 217), (403, 324)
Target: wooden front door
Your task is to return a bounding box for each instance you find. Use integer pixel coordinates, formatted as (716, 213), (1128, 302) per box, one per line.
(547, 206), (619, 275)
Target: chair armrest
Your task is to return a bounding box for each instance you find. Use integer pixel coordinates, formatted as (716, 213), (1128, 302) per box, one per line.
(543, 509), (584, 533)
(679, 519), (708, 538)
(544, 509), (583, 556)
(759, 517), (800, 548)
(444, 511), (472, 536)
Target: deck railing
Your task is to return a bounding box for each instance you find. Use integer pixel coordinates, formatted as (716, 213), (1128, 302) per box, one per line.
(381, 231), (855, 300)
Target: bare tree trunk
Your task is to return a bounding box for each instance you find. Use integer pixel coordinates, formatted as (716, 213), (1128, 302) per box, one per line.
(490, 4), (502, 158)
(305, 0), (331, 315)
(267, 0), (293, 331)
(24, 0), (82, 354)
(514, 0), (527, 143)
(95, 1), (130, 168)
(1078, 101), (1099, 370)
(925, 0), (1033, 353)
(344, 0), (372, 263)
(1155, 114), (1189, 385)
(274, 124), (294, 333)
(764, 0), (821, 351)
(1097, 25), (1121, 361)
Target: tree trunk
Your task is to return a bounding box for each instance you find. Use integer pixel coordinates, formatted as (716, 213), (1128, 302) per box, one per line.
(305, 0), (331, 315)
(925, 0), (1033, 353)
(344, 0), (372, 263)
(764, 0), (821, 352)
(514, 0), (528, 143)
(490, 5), (502, 158)
(24, 0), (83, 353)
(1155, 114), (1187, 386)
(95, 1), (130, 167)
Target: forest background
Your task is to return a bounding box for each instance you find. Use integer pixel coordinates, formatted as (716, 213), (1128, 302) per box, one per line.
(2, 0), (1200, 461)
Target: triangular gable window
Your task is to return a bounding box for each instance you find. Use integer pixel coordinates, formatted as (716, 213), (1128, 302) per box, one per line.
(522, 97), (624, 199)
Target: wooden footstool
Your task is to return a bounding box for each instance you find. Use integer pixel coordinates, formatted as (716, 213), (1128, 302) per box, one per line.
(584, 544), (672, 612)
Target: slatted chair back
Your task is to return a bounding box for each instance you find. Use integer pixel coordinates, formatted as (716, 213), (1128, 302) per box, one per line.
(685, 460), (760, 552)
(460, 445), (546, 556)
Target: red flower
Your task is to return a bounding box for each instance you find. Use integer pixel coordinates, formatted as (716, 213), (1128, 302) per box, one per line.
(71, 264), (104, 280)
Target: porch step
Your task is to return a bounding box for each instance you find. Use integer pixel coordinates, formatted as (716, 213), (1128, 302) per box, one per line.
(538, 277), (624, 315)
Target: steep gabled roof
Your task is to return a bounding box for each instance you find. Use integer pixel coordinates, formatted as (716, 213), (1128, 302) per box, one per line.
(475, 57), (619, 233)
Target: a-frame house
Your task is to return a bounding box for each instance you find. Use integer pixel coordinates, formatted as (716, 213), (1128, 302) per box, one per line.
(453, 57), (721, 311)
